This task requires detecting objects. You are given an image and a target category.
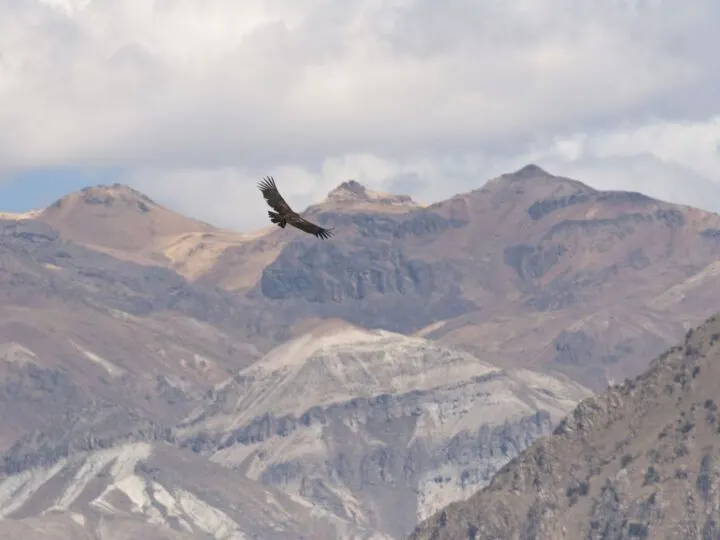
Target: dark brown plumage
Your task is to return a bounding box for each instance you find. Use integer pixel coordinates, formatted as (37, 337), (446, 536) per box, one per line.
(257, 176), (334, 239)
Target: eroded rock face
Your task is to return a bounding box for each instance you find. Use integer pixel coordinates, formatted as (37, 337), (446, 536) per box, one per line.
(0, 217), (261, 451)
(3, 167), (720, 538)
(410, 314), (720, 540)
(31, 167), (720, 391)
(257, 231), (474, 333)
(234, 165), (720, 390)
(0, 441), (344, 540)
(175, 327), (591, 538)
(0, 324), (590, 539)
(325, 179), (418, 208)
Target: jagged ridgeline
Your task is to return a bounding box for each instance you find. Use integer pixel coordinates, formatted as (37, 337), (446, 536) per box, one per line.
(0, 166), (720, 538)
(410, 313), (720, 540)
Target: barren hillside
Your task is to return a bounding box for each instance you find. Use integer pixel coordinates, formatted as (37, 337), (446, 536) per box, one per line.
(2, 165), (720, 538)
(196, 164), (720, 389)
(410, 312), (720, 539)
(176, 321), (590, 537)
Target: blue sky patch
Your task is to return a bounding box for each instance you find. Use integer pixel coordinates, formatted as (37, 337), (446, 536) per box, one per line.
(0, 167), (124, 212)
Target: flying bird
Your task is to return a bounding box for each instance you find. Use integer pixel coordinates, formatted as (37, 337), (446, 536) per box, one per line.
(257, 176), (334, 239)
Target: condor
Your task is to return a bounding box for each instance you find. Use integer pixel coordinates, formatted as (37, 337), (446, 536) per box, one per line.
(257, 176), (334, 240)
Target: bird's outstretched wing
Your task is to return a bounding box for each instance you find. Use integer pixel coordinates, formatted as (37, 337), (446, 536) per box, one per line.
(288, 215), (334, 239)
(257, 176), (295, 215)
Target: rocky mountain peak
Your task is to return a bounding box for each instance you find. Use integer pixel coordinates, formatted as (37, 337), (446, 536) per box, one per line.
(48, 183), (158, 214)
(5, 166), (720, 539)
(330, 179), (368, 198)
(493, 163), (580, 187)
(510, 163), (552, 179)
(325, 179), (418, 208)
(37, 183), (216, 256)
(476, 163), (596, 205)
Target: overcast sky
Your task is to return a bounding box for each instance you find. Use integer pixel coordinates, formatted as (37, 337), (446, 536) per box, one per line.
(1, 0), (719, 231)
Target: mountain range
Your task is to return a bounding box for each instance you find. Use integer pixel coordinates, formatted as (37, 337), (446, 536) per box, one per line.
(0, 164), (719, 538)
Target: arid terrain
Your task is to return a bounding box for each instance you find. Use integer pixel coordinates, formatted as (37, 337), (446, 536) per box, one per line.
(1, 165), (720, 538)
(410, 312), (720, 540)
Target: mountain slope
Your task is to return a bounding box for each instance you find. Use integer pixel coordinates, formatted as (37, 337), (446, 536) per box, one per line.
(197, 180), (421, 292)
(33, 168), (720, 390)
(0, 441), (343, 540)
(37, 184), (260, 281)
(37, 180), (422, 292)
(38, 184), (211, 254)
(0, 217), (261, 449)
(410, 312), (720, 540)
(3, 166), (720, 538)
(0, 202), (592, 538)
(205, 164), (720, 389)
(177, 322), (591, 538)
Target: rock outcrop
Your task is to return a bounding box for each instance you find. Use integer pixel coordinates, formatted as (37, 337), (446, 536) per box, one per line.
(410, 313), (720, 540)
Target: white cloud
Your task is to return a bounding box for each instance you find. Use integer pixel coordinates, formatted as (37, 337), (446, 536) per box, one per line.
(2, 0), (720, 229)
(125, 155), (441, 231)
(521, 116), (720, 209)
(127, 115), (720, 231)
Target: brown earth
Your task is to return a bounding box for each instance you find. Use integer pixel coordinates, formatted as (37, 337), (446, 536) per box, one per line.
(17, 166), (720, 392)
(410, 312), (720, 540)
(1, 165), (720, 538)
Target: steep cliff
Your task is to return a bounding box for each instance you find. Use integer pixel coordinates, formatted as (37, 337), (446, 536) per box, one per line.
(177, 321), (591, 538)
(410, 313), (720, 540)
